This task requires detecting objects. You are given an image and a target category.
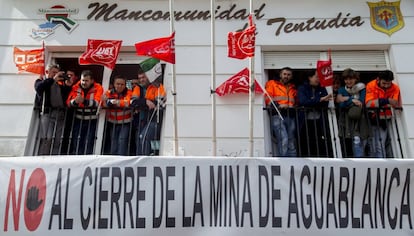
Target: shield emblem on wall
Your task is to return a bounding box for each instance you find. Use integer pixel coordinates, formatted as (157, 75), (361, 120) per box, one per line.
(367, 0), (404, 36)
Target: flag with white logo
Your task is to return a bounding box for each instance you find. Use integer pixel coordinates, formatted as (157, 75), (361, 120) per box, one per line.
(139, 58), (162, 83)
(13, 47), (45, 75)
(79, 39), (122, 70)
(316, 50), (333, 87)
(216, 67), (263, 96)
(227, 15), (256, 60)
(135, 32), (175, 64)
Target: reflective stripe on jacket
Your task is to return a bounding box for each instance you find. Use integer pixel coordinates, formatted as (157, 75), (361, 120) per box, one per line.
(67, 81), (103, 120)
(265, 80), (297, 107)
(365, 80), (400, 119)
(104, 89), (133, 124)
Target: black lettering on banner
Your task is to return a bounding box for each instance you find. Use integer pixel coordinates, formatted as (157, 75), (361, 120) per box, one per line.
(98, 167), (110, 229)
(374, 168), (387, 229)
(166, 166), (176, 227)
(288, 166), (299, 228)
(192, 166), (205, 227)
(361, 168), (373, 228)
(153, 167), (163, 228)
(326, 167), (338, 228)
(210, 165), (223, 227)
(388, 168), (399, 229)
(93, 168), (99, 229)
(63, 169), (73, 229)
(110, 167), (122, 229)
(125, 167), (135, 228)
(313, 166), (324, 229)
(400, 169), (412, 229)
(300, 165), (312, 229)
(123, 167), (134, 229)
(229, 166), (240, 227)
(350, 168), (360, 228)
(49, 168), (73, 230)
(136, 167), (146, 228)
(271, 166), (282, 228)
(80, 167), (92, 230)
(182, 166), (191, 227)
(49, 168), (63, 229)
(258, 166), (269, 227)
(241, 166), (253, 227)
(339, 167), (349, 228)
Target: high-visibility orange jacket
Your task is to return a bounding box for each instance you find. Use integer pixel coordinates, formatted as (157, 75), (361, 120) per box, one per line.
(265, 80), (297, 107)
(67, 81), (103, 120)
(132, 83), (166, 102)
(103, 88), (133, 124)
(365, 79), (400, 119)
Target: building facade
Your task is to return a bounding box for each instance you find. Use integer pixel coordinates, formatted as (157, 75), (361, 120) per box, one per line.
(0, 0), (413, 157)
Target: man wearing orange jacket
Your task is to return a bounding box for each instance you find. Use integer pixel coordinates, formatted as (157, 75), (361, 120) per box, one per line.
(265, 67), (297, 157)
(102, 75), (132, 156)
(365, 70), (400, 158)
(66, 70), (103, 155)
(131, 59), (166, 155)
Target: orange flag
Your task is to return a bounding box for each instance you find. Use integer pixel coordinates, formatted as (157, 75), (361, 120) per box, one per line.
(13, 47), (45, 75)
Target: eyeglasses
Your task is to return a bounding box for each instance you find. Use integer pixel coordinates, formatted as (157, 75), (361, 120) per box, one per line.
(131, 82), (139, 85)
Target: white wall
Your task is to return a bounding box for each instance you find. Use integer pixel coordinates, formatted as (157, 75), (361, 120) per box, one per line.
(0, 0), (413, 156)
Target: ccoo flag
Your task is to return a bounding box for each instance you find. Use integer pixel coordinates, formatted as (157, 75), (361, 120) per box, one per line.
(216, 67), (263, 96)
(135, 32), (175, 64)
(79, 39), (122, 70)
(316, 50), (334, 87)
(13, 47), (45, 75)
(227, 14), (256, 60)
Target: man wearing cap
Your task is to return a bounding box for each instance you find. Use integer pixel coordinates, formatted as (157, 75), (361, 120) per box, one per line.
(336, 68), (369, 157)
(365, 70), (400, 158)
(131, 59), (166, 155)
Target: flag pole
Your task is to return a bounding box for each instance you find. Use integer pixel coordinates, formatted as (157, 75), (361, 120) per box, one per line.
(169, 0), (179, 156)
(210, 0), (217, 156)
(248, 0), (255, 157)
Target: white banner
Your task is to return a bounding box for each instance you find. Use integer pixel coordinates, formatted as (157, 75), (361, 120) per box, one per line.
(0, 156), (412, 236)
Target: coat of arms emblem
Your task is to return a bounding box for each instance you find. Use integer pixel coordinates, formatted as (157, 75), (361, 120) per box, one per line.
(367, 0), (404, 36)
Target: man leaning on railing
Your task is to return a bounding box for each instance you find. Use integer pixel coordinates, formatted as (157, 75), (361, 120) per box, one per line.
(365, 70), (401, 158)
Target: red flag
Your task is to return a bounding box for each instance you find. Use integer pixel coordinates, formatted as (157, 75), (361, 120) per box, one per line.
(216, 68), (263, 96)
(135, 32), (175, 64)
(79, 39), (122, 70)
(13, 47), (44, 75)
(317, 51), (333, 87)
(228, 15), (256, 60)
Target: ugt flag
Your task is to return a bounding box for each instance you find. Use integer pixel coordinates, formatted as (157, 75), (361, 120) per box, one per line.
(228, 15), (256, 60)
(216, 67), (263, 96)
(317, 51), (333, 87)
(135, 32), (175, 64)
(13, 47), (45, 75)
(139, 58), (162, 83)
(79, 39), (122, 70)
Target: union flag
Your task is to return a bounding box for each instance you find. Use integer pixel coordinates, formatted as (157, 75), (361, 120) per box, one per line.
(317, 51), (333, 87)
(228, 15), (256, 60)
(135, 32), (175, 64)
(13, 47), (45, 75)
(79, 39), (122, 70)
(216, 67), (263, 96)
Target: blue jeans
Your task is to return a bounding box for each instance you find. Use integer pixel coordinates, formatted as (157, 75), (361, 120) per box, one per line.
(352, 136), (368, 157)
(271, 115), (297, 157)
(109, 123), (131, 156)
(371, 125), (388, 158)
(136, 122), (157, 155)
(70, 119), (97, 155)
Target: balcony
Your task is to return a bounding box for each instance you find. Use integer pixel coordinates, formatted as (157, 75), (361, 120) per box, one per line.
(25, 106), (405, 158)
